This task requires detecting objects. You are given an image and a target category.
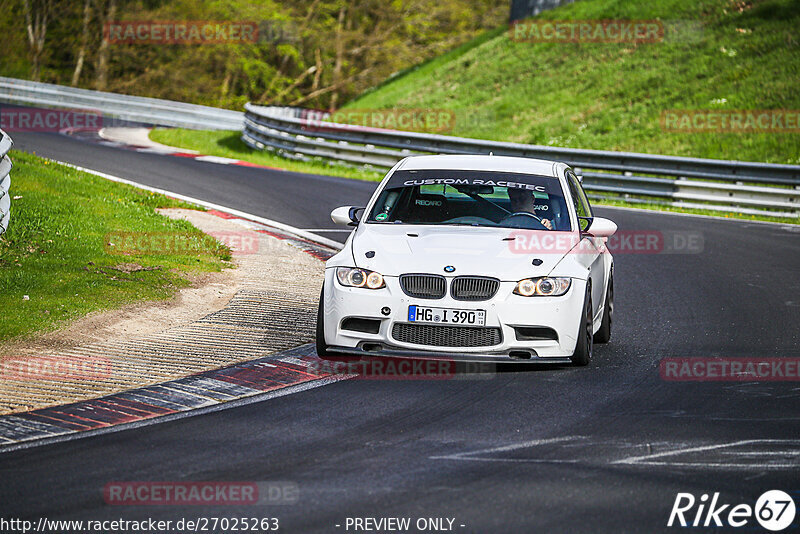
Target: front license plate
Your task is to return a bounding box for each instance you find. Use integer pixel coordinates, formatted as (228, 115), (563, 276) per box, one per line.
(408, 305), (486, 326)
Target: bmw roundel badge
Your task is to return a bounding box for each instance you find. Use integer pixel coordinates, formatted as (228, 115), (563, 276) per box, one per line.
(444, 265), (456, 273)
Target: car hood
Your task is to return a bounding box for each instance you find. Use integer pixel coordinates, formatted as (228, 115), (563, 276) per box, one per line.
(350, 224), (575, 280)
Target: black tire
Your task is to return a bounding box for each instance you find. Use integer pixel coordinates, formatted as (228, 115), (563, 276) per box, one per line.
(315, 287), (331, 359)
(593, 274), (613, 344)
(571, 287), (593, 366)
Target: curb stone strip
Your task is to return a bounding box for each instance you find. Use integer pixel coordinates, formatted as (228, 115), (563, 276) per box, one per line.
(0, 344), (338, 448)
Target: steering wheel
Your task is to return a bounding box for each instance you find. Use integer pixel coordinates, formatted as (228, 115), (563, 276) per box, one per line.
(500, 212), (550, 230)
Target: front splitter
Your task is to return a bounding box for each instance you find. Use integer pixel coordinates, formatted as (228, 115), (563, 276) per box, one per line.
(326, 345), (573, 365)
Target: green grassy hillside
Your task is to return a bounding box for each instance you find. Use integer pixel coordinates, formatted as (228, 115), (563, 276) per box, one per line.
(345, 0), (800, 164)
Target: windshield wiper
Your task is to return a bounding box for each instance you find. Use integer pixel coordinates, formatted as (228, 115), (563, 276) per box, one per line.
(441, 222), (494, 227)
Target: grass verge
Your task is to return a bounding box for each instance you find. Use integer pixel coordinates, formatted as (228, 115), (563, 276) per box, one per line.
(0, 151), (231, 341)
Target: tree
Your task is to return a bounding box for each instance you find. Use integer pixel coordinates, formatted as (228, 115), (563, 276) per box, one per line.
(71, 0), (92, 86)
(95, 0), (116, 90)
(21, 0), (51, 81)
(2, 0), (508, 109)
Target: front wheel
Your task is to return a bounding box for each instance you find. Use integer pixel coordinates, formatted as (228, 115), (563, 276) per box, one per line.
(593, 274), (613, 344)
(571, 288), (593, 366)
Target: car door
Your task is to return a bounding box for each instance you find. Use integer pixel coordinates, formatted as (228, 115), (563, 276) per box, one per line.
(565, 170), (605, 321)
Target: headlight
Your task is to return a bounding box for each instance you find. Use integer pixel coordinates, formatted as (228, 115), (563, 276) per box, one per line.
(514, 277), (571, 297)
(336, 267), (385, 289)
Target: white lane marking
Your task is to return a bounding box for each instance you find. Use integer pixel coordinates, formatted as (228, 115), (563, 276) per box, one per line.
(719, 450), (800, 455)
(279, 356), (315, 367)
(432, 437), (800, 469)
(99, 127), (200, 154)
(194, 155), (241, 164)
(48, 159), (345, 250)
(617, 462), (800, 470)
(134, 147), (176, 154)
(614, 439), (800, 469)
(615, 439), (798, 462)
(430, 436), (581, 462)
(434, 458), (580, 464)
(295, 229), (354, 233)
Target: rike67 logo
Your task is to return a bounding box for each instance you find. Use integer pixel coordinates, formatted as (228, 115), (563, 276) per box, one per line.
(668, 490), (796, 531)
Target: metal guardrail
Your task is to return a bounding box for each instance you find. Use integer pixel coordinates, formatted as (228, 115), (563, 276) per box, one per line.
(0, 77), (242, 130)
(243, 104), (800, 218)
(0, 129), (12, 235)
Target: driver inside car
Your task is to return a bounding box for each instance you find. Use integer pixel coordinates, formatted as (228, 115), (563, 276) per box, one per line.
(507, 187), (553, 229)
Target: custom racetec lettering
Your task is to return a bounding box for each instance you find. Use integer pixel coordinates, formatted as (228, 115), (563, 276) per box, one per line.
(402, 178), (545, 192)
(384, 170), (558, 192)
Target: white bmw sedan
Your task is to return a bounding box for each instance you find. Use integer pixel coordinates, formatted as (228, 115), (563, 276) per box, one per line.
(316, 155), (617, 365)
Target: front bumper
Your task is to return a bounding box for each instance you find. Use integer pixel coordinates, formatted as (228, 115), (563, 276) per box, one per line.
(321, 269), (586, 363)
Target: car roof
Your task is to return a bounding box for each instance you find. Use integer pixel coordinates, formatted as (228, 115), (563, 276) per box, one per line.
(395, 154), (562, 177)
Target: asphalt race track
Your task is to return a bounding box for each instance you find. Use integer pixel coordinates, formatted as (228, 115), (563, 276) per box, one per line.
(2, 130), (799, 533)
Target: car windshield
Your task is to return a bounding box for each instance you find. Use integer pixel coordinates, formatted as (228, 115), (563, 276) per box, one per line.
(366, 170), (571, 231)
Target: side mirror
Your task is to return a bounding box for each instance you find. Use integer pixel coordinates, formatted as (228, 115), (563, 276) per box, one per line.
(584, 217), (617, 238)
(331, 206), (365, 227)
